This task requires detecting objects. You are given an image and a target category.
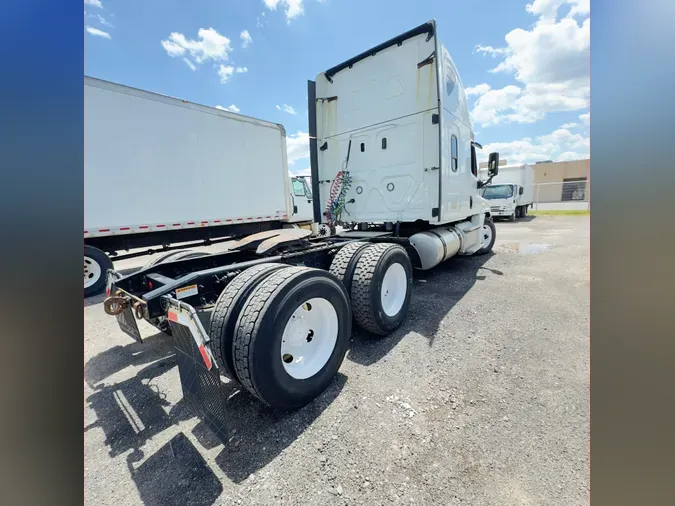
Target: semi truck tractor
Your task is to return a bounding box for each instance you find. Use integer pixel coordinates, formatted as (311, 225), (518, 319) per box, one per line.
(84, 77), (313, 297)
(479, 163), (534, 220)
(101, 20), (500, 440)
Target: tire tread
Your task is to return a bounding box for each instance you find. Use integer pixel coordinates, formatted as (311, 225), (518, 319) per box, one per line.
(209, 263), (287, 380)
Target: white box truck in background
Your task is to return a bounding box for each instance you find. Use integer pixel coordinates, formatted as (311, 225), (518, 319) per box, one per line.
(102, 21), (502, 439)
(84, 77), (313, 296)
(479, 164), (534, 220)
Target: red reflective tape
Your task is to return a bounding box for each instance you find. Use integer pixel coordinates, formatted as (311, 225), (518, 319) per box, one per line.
(213, 220), (221, 223)
(266, 216), (271, 219)
(120, 227), (130, 231)
(99, 228), (110, 232)
(173, 223), (181, 227)
(156, 224), (165, 228)
(187, 221), (195, 225)
(236, 218), (243, 221)
(84, 231), (88, 234)
(201, 221), (209, 224)
(167, 311), (178, 322)
(247, 217), (253, 220)
(198, 344), (213, 370)
(139, 225), (149, 229)
(226, 219), (233, 222)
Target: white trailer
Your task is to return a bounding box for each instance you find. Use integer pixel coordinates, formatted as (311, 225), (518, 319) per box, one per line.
(84, 77), (313, 296)
(479, 164), (534, 220)
(102, 21), (501, 441)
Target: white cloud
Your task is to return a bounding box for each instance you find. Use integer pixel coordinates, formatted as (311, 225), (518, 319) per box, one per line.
(465, 83), (491, 97)
(286, 131), (309, 165)
(560, 122), (578, 129)
(256, 17), (264, 28)
(86, 26), (111, 39)
(235, 66), (248, 73)
(474, 45), (508, 57)
(276, 104), (297, 115)
(85, 0), (103, 8)
(218, 65), (235, 83)
(478, 125), (589, 165)
(161, 28), (232, 65)
(264, 0), (305, 23)
(290, 167), (312, 177)
(472, 0), (589, 127)
(240, 30), (252, 48)
(182, 58), (197, 71)
(216, 104), (240, 113)
(87, 13), (113, 27)
(526, 0), (589, 20)
(579, 112), (589, 125)
(470, 85), (522, 126)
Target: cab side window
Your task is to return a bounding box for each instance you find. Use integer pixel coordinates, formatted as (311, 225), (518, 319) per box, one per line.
(292, 179), (306, 197)
(451, 135), (458, 172)
(471, 144), (478, 177)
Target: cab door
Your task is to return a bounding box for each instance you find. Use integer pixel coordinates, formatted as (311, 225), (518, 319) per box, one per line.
(289, 177), (313, 223)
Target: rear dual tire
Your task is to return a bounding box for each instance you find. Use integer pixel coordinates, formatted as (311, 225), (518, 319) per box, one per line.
(232, 267), (351, 409)
(330, 243), (413, 336)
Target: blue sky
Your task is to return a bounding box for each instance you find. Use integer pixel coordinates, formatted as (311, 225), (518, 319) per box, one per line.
(85, 0), (590, 174)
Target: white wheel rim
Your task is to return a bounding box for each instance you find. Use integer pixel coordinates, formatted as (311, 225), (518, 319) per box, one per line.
(380, 263), (407, 317)
(482, 224), (493, 249)
(280, 297), (338, 380)
(84, 256), (102, 289)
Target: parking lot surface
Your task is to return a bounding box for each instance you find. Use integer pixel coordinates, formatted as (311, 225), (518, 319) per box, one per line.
(85, 215), (589, 506)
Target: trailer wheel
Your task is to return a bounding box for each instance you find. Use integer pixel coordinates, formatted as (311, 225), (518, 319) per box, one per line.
(141, 249), (210, 270)
(509, 211), (517, 221)
(350, 243), (413, 336)
(233, 267), (351, 408)
(84, 245), (113, 298)
(209, 263), (289, 380)
(328, 241), (370, 294)
(474, 217), (496, 256)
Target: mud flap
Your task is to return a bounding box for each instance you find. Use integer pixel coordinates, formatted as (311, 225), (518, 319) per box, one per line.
(116, 306), (142, 343)
(165, 298), (228, 443)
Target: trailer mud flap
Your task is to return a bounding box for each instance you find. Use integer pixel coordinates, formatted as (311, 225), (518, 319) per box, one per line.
(165, 298), (228, 443)
(116, 306), (142, 343)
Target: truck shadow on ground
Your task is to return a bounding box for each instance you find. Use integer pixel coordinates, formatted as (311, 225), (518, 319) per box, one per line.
(347, 252), (500, 366)
(126, 432), (223, 506)
(85, 333), (347, 501)
(213, 373), (347, 483)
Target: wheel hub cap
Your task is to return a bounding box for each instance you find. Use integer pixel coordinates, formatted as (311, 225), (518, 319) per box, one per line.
(281, 298), (338, 379)
(380, 263), (407, 317)
(84, 256), (102, 289)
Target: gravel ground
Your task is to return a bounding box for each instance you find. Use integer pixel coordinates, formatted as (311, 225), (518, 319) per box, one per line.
(84, 215), (589, 506)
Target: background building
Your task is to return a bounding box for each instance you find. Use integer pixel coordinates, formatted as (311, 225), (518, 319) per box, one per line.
(480, 158), (590, 205)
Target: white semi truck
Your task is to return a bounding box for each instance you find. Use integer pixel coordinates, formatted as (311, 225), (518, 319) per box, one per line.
(84, 77), (313, 297)
(102, 20), (501, 440)
(479, 163), (534, 220)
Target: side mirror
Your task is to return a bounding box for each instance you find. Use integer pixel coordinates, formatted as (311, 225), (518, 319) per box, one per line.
(488, 152), (499, 176)
(519, 186), (524, 195)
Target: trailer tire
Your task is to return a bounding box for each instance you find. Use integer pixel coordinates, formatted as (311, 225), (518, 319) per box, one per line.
(350, 243), (413, 336)
(474, 217), (496, 256)
(84, 245), (113, 298)
(328, 241), (371, 294)
(233, 266), (351, 409)
(209, 263), (289, 381)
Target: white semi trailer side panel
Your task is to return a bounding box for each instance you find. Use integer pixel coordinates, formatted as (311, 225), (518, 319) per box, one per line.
(85, 77), (292, 238)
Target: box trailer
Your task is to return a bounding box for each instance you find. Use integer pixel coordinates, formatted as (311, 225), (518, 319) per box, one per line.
(101, 20), (501, 441)
(84, 77), (313, 296)
(479, 164), (534, 220)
